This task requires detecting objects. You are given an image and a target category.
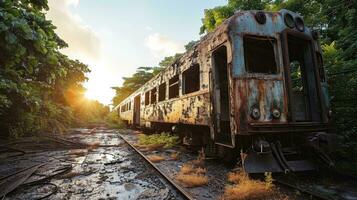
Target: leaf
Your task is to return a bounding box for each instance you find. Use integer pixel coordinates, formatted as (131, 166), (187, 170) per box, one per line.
(5, 32), (17, 44)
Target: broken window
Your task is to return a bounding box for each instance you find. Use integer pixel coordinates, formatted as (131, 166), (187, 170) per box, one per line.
(145, 91), (150, 105)
(150, 87), (157, 104)
(244, 35), (277, 74)
(183, 64), (200, 95)
(169, 75), (179, 99)
(158, 82), (166, 102)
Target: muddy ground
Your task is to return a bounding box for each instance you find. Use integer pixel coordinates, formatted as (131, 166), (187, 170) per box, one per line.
(0, 128), (183, 200)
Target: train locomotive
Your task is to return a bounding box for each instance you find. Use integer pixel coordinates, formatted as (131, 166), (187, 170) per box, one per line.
(115, 9), (334, 173)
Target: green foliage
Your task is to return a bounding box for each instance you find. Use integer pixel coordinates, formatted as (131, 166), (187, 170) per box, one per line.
(0, 0), (108, 137)
(138, 132), (179, 148)
(106, 111), (124, 129)
(184, 40), (199, 51)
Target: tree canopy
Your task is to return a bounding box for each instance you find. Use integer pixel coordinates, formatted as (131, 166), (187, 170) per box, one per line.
(0, 0), (108, 137)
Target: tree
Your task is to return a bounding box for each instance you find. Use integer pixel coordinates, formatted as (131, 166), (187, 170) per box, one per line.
(0, 0), (106, 136)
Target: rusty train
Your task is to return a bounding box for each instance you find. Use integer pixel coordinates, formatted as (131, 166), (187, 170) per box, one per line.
(115, 9), (334, 173)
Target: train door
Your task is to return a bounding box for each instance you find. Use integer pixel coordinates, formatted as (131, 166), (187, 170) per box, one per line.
(133, 95), (141, 125)
(283, 32), (322, 122)
(211, 45), (233, 146)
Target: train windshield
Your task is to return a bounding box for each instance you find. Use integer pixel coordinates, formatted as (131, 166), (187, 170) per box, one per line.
(243, 35), (278, 74)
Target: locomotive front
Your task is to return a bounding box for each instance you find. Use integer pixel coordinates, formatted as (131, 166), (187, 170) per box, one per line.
(215, 10), (333, 173)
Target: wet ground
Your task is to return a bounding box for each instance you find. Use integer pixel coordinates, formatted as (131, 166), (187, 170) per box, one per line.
(120, 132), (231, 200)
(0, 128), (183, 200)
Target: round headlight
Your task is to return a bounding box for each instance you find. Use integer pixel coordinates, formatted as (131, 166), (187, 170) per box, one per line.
(284, 13), (295, 28)
(255, 11), (266, 24)
(251, 107), (261, 120)
(272, 109), (281, 119)
(295, 17), (305, 32)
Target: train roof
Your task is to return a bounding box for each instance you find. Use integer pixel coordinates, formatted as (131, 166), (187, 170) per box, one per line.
(116, 9), (307, 107)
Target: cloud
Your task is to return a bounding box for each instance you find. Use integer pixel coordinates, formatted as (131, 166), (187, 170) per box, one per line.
(145, 33), (185, 59)
(46, 0), (101, 61)
(145, 26), (153, 31)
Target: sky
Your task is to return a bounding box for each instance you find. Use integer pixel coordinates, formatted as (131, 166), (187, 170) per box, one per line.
(46, 0), (227, 105)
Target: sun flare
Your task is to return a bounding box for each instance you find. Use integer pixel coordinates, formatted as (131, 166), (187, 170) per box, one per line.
(84, 83), (115, 105)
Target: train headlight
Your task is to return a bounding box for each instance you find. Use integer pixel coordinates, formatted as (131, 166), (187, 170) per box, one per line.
(255, 11), (266, 24)
(251, 107), (261, 120)
(284, 13), (295, 28)
(295, 17), (305, 32)
(272, 109), (281, 119)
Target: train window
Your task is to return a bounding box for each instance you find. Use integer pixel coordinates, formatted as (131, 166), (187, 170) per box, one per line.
(243, 35), (277, 74)
(158, 82), (166, 102)
(183, 64), (200, 95)
(150, 87), (157, 104)
(145, 91), (150, 105)
(129, 102), (131, 110)
(169, 75), (179, 99)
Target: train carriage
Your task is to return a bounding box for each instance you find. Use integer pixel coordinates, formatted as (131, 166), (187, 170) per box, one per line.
(115, 9), (334, 173)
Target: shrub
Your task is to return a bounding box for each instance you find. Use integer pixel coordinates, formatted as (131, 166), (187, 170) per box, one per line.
(138, 132), (179, 148)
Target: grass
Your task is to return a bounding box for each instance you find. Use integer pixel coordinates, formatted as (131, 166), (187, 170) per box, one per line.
(222, 171), (282, 200)
(175, 163), (208, 187)
(137, 132), (179, 148)
(170, 152), (179, 160)
(176, 173), (209, 188)
(147, 154), (166, 163)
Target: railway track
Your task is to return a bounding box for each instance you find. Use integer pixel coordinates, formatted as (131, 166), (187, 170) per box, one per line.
(118, 133), (195, 200)
(274, 178), (333, 200)
(273, 171), (357, 200)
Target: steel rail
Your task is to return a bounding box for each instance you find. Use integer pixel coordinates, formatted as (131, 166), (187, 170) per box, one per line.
(273, 178), (334, 200)
(117, 133), (195, 200)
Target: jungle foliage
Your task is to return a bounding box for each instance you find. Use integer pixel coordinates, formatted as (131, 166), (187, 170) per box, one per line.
(0, 0), (109, 137)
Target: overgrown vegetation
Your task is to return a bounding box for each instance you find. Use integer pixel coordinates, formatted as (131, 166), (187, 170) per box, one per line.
(175, 149), (208, 188)
(0, 0), (109, 138)
(222, 171), (281, 200)
(147, 154), (166, 163)
(137, 132), (179, 148)
(176, 164), (208, 188)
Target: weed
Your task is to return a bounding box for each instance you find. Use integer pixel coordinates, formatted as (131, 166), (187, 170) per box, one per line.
(222, 171), (280, 200)
(170, 152), (179, 160)
(181, 164), (196, 174)
(176, 162), (208, 188)
(192, 148), (205, 167)
(147, 155), (166, 163)
(175, 173), (208, 188)
(138, 132), (179, 148)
